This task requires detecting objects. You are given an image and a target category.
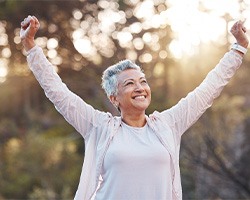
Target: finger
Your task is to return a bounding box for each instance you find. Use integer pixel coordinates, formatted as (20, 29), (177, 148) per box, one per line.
(230, 22), (238, 34)
(26, 15), (32, 24)
(29, 17), (35, 26)
(231, 21), (238, 30)
(243, 26), (247, 33)
(231, 20), (244, 34)
(237, 20), (243, 28)
(32, 16), (40, 29)
(237, 21), (247, 34)
(21, 16), (32, 29)
(21, 18), (27, 27)
(32, 15), (39, 22)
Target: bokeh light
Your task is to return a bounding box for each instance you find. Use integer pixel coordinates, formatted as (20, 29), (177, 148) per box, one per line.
(0, 59), (8, 82)
(69, 0), (250, 60)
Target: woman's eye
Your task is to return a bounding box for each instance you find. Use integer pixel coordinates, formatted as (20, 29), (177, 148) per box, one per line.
(125, 82), (133, 86)
(141, 80), (147, 84)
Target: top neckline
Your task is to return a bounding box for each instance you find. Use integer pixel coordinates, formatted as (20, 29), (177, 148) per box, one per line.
(121, 121), (148, 132)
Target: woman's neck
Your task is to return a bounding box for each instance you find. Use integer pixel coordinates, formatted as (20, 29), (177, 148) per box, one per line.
(121, 113), (146, 127)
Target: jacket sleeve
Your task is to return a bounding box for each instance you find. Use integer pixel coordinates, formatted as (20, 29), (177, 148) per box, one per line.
(157, 50), (243, 140)
(26, 45), (111, 139)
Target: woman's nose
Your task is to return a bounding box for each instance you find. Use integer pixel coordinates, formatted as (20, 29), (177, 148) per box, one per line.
(134, 82), (144, 92)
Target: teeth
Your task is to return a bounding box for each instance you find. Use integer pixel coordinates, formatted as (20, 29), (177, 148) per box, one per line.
(134, 96), (145, 99)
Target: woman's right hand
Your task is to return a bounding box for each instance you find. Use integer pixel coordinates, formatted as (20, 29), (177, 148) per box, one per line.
(20, 15), (40, 52)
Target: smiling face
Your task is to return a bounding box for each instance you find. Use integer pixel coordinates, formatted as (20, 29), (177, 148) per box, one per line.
(110, 69), (151, 116)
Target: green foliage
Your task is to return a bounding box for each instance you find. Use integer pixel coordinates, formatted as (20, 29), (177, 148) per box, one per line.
(0, 0), (26, 18)
(0, 130), (82, 199)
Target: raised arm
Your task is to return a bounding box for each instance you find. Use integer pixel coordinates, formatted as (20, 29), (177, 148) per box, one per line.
(20, 16), (111, 138)
(157, 20), (249, 140)
(20, 15), (38, 51)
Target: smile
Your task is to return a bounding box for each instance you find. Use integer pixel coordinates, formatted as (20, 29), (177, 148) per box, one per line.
(133, 95), (146, 99)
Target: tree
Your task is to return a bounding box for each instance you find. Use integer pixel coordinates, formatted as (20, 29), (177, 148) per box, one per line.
(1, 0), (250, 199)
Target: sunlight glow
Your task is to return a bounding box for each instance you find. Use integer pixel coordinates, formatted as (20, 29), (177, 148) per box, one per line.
(0, 59), (8, 83)
(117, 31), (133, 47)
(70, 0), (250, 60)
(126, 50), (138, 61)
(51, 56), (62, 66)
(139, 53), (153, 63)
(0, 67), (8, 77)
(169, 40), (183, 59)
(72, 28), (85, 40)
(133, 38), (144, 50)
(74, 38), (97, 56)
(142, 32), (152, 43)
(202, 0), (240, 18)
(47, 38), (58, 49)
(150, 14), (163, 29)
(47, 49), (57, 59)
(0, 33), (8, 46)
(73, 9), (83, 20)
(14, 36), (21, 44)
(35, 37), (48, 48)
(153, 62), (165, 77)
(134, 0), (155, 20)
(98, 9), (126, 33)
(127, 0), (248, 58)
(165, 0), (241, 58)
(129, 22), (142, 33)
(2, 48), (11, 58)
(159, 50), (168, 59)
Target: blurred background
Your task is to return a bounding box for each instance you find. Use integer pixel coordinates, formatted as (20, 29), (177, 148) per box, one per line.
(1, 0), (250, 199)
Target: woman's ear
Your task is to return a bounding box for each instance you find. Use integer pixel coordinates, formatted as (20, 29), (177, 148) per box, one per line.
(109, 95), (119, 108)
(109, 95), (115, 104)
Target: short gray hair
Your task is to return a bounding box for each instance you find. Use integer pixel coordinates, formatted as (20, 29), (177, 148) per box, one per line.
(101, 59), (143, 97)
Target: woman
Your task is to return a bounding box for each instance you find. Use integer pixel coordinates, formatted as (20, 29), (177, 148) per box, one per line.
(20, 15), (248, 200)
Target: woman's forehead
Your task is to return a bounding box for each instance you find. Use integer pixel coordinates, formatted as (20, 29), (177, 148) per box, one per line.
(117, 69), (145, 81)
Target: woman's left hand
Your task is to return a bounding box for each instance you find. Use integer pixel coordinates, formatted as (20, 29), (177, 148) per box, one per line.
(230, 20), (249, 48)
